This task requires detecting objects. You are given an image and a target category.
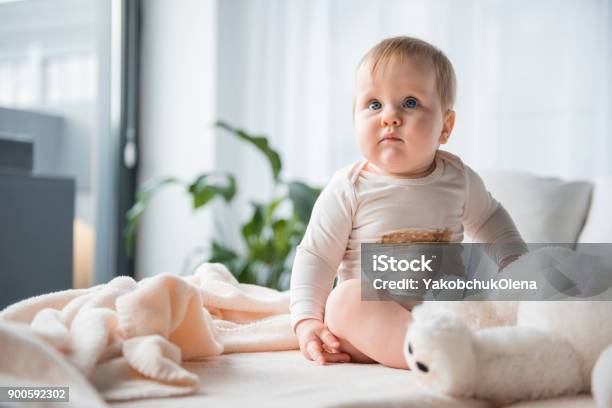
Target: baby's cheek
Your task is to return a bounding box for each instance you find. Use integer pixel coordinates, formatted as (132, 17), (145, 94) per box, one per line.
(356, 135), (377, 156)
(409, 133), (439, 153)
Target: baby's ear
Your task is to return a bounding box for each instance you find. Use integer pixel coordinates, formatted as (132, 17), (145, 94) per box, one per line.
(439, 110), (455, 145)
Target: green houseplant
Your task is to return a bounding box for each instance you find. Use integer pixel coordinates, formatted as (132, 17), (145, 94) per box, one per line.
(125, 121), (321, 290)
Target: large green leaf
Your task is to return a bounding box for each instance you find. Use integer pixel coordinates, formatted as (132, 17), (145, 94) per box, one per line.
(215, 120), (282, 183)
(271, 219), (292, 261)
(208, 241), (255, 283)
(288, 181), (321, 224)
(208, 241), (239, 263)
(124, 177), (182, 256)
(188, 174), (236, 209)
(264, 196), (286, 224)
(136, 177), (182, 201)
(241, 202), (265, 246)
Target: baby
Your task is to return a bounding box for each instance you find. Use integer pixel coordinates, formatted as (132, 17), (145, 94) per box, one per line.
(290, 36), (527, 368)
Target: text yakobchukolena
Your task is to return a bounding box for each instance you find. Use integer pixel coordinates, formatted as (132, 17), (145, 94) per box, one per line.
(360, 243), (612, 303)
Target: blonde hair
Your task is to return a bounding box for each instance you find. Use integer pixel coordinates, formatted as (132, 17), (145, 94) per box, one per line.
(356, 36), (457, 112)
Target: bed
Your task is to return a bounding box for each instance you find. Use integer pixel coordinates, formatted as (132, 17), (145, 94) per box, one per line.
(108, 351), (594, 408)
(1, 171), (609, 408)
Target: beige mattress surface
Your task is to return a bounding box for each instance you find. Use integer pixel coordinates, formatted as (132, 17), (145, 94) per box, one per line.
(110, 351), (594, 408)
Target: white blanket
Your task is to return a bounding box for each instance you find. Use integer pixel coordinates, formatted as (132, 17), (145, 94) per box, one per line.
(0, 263), (298, 403)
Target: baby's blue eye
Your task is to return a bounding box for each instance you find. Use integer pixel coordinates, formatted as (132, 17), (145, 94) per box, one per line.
(368, 100), (382, 110)
(402, 97), (419, 109)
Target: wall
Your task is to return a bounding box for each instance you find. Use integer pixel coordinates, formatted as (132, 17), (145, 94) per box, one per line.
(137, 0), (217, 278)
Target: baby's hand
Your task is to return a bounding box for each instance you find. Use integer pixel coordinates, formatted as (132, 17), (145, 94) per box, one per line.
(295, 318), (351, 365)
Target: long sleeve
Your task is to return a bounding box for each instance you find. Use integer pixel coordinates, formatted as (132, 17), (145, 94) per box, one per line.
(462, 165), (528, 268)
(289, 172), (356, 331)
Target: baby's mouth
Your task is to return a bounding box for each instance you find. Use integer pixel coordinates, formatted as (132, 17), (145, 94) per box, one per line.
(379, 133), (403, 143)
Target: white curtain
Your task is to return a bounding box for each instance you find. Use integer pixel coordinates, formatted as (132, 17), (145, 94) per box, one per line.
(214, 0), (612, 248)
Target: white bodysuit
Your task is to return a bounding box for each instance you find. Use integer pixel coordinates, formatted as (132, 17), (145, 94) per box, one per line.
(289, 149), (527, 330)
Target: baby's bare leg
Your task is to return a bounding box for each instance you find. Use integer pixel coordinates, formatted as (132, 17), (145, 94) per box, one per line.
(324, 279), (412, 369)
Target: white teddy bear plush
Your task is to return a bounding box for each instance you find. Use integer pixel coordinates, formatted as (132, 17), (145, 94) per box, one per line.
(403, 247), (612, 407)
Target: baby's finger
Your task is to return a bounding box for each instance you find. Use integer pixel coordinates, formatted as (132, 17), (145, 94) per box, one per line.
(321, 343), (338, 354)
(321, 351), (351, 363)
(306, 340), (325, 364)
(318, 328), (341, 350)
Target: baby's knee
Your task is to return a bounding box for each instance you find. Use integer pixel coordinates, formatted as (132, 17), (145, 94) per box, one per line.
(324, 279), (362, 333)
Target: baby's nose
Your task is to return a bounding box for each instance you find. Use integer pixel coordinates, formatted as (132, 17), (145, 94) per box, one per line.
(381, 109), (401, 127)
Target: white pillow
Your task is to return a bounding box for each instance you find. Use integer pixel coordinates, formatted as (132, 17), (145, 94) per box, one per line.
(477, 171), (592, 244)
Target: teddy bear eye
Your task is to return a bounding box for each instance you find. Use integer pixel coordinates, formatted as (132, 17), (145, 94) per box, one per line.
(416, 361), (429, 373)
(408, 342), (413, 355)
